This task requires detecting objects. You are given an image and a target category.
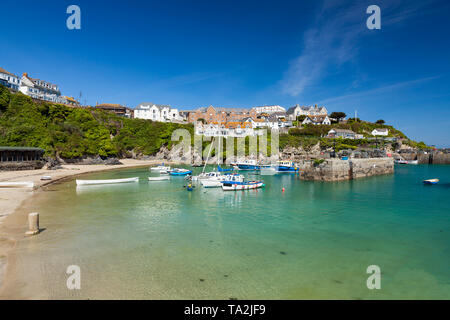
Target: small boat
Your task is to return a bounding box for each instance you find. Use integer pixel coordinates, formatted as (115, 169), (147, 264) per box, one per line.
(168, 168), (192, 176)
(201, 173), (245, 188)
(148, 176), (170, 181)
(408, 160), (418, 165)
(40, 176), (52, 181)
(394, 159), (409, 164)
(423, 179), (439, 185)
(186, 183), (194, 191)
(150, 164), (171, 172)
(0, 181), (34, 188)
(76, 177), (139, 186)
(236, 160), (260, 170)
(222, 180), (264, 191)
(275, 160), (299, 173)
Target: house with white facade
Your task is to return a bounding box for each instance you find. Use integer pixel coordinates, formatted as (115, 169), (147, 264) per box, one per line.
(286, 104), (328, 121)
(134, 102), (183, 122)
(0, 67), (20, 91)
(302, 115), (331, 125)
(327, 129), (356, 139)
(252, 105), (286, 114)
(371, 128), (389, 136)
(19, 73), (62, 103)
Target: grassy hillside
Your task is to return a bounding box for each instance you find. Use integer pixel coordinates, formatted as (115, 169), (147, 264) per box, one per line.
(0, 85), (193, 159)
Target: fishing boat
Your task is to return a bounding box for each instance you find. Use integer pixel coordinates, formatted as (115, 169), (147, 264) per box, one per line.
(192, 171), (221, 181)
(148, 176), (170, 181)
(201, 173), (245, 188)
(275, 160), (299, 173)
(168, 168), (192, 176)
(150, 164), (171, 172)
(0, 181), (34, 188)
(423, 179), (439, 185)
(76, 177), (139, 186)
(235, 159), (260, 170)
(222, 180), (264, 191)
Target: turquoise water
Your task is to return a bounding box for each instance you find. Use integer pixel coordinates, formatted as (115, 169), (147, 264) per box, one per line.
(12, 165), (450, 299)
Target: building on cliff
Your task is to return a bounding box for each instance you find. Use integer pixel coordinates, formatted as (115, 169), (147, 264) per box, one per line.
(19, 73), (63, 103)
(0, 67), (20, 91)
(133, 102), (183, 122)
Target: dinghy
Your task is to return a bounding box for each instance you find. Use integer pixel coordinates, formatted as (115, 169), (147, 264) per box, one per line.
(0, 181), (34, 188)
(148, 176), (170, 181)
(40, 176), (52, 181)
(168, 168), (192, 176)
(222, 181), (264, 191)
(150, 165), (171, 172)
(76, 177), (139, 186)
(423, 179), (439, 185)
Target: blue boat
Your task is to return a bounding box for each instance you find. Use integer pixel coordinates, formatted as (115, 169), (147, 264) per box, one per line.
(236, 160), (260, 171)
(168, 168), (192, 176)
(423, 179), (439, 185)
(275, 161), (299, 173)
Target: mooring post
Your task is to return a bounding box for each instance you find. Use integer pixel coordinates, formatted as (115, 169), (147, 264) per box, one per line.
(25, 212), (40, 236)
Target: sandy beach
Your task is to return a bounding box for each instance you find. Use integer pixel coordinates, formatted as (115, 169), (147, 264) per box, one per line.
(0, 159), (176, 298)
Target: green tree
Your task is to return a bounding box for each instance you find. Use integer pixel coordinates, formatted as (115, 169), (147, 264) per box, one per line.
(376, 119), (385, 124)
(329, 112), (346, 122)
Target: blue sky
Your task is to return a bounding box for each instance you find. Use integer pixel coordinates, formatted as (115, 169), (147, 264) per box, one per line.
(1, 0), (449, 147)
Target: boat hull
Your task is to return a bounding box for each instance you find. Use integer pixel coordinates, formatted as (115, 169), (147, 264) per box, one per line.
(168, 170), (192, 176)
(148, 177), (170, 181)
(222, 181), (264, 191)
(76, 177), (139, 186)
(423, 179), (439, 185)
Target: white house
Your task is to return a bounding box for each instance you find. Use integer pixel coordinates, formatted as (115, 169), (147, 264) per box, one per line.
(327, 128), (356, 139)
(371, 128), (388, 136)
(19, 73), (62, 103)
(286, 104), (328, 120)
(0, 67), (20, 91)
(252, 105), (286, 114)
(302, 115), (331, 125)
(134, 102), (183, 122)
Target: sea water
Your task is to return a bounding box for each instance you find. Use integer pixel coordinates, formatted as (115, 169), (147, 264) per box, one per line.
(8, 164), (450, 299)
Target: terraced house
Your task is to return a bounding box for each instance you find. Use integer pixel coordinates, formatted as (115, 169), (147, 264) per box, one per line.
(286, 104), (328, 121)
(187, 105), (257, 124)
(0, 67), (20, 90)
(134, 102), (183, 122)
(19, 73), (62, 103)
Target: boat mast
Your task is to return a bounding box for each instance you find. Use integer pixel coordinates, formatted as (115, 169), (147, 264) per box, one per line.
(202, 137), (214, 174)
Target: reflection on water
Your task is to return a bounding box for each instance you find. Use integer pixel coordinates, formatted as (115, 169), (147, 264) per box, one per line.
(9, 165), (450, 299)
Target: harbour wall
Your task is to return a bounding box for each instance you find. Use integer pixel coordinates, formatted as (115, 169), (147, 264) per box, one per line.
(400, 152), (450, 164)
(300, 158), (394, 181)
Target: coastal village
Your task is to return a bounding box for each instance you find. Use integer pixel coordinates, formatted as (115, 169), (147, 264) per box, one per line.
(1, 66), (395, 141)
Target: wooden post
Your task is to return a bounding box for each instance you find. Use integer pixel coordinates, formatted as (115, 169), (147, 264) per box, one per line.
(25, 212), (40, 236)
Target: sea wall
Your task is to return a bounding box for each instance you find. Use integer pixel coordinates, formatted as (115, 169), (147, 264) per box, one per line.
(400, 152), (450, 164)
(301, 158), (394, 181)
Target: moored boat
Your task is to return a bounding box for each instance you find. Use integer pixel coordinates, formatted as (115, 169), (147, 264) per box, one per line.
(275, 160), (299, 173)
(221, 180), (264, 191)
(168, 168), (192, 176)
(150, 164), (171, 172)
(148, 176), (170, 181)
(0, 181), (34, 188)
(76, 177), (139, 186)
(236, 160), (260, 170)
(200, 173), (245, 188)
(423, 179), (439, 185)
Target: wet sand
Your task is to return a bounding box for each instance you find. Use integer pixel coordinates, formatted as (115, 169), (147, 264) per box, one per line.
(0, 159), (176, 298)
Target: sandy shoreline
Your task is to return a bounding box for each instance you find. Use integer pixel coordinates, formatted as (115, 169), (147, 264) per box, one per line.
(0, 159), (177, 298)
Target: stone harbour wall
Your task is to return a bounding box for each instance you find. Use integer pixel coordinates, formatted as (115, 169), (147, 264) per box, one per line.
(301, 158), (394, 181)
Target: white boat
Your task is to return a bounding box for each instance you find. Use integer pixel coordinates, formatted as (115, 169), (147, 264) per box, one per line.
(40, 176), (52, 180)
(150, 165), (171, 172)
(76, 177), (139, 186)
(0, 181), (34, 188)
(407, 160), (418, 164)
(222, 181), (264, 191)
(148, 176), (170, 181)
(192, 171), (222, 181)
(201, 173), (245, 188)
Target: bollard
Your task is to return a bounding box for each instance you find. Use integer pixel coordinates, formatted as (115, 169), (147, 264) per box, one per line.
(25, 212), (40, 236)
